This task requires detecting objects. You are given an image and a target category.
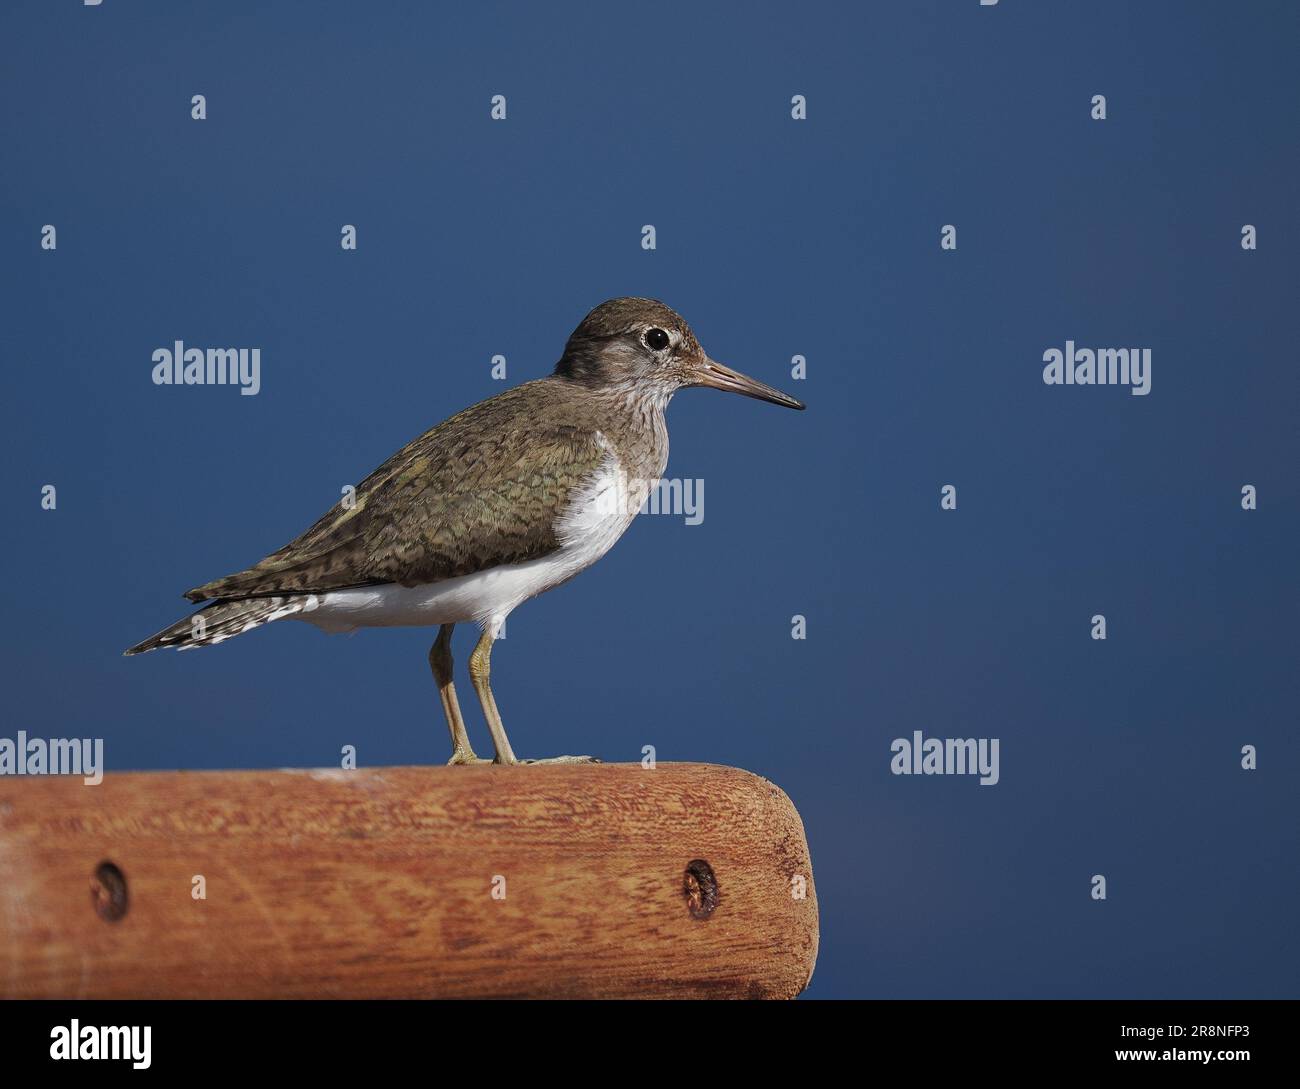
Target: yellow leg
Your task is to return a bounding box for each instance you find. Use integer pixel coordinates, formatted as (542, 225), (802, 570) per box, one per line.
(468, 628), (520, 765)
(429, 625), (488, 765)
(467, 627), (597, 766)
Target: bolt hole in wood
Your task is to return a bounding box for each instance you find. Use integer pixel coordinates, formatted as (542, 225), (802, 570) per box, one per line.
(90, 861), (128, 922)
(683, 859), (718, 920)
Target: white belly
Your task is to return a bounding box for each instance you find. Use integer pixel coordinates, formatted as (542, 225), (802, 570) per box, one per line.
(294, 448), (648, 638)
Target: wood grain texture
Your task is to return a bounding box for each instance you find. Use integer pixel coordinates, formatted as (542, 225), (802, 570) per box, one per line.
(0, 763), (818, 999)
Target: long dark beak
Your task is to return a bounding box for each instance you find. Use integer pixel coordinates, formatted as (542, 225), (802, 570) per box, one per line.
(692, 358), (805, 410)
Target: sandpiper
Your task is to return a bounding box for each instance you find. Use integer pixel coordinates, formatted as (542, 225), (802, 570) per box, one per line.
(126, 298), (805, 764)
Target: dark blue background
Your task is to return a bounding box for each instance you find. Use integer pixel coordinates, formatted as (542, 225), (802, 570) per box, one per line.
(3, 1), (1296, 999)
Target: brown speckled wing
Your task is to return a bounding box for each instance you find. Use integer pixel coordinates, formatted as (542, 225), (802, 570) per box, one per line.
(185, 381), (610, 602)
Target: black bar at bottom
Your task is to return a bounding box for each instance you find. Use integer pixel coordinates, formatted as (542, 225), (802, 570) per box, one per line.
(0, 998), (1290, 1075)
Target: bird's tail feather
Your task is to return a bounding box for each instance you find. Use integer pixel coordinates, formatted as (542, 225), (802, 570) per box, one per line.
(124, 595), (308, 655)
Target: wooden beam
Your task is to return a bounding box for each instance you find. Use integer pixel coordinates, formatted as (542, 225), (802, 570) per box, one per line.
(0, 763), (818, 999)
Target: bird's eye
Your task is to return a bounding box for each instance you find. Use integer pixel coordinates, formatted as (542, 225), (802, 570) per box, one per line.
(644, 327), (670, 351)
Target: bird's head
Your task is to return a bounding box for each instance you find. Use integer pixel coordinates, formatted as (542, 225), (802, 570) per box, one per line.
(554, 297), (805, 410)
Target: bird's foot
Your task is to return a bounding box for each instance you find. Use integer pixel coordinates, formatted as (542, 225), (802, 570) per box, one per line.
(447, 749), (493, 766)
(521, 754), (601, 765)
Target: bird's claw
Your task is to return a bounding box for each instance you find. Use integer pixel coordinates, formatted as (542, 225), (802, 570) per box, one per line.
(446, 750), (493, 766)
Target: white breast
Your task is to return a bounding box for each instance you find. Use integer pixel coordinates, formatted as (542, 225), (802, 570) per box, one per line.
(296, 441), (648, 638)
